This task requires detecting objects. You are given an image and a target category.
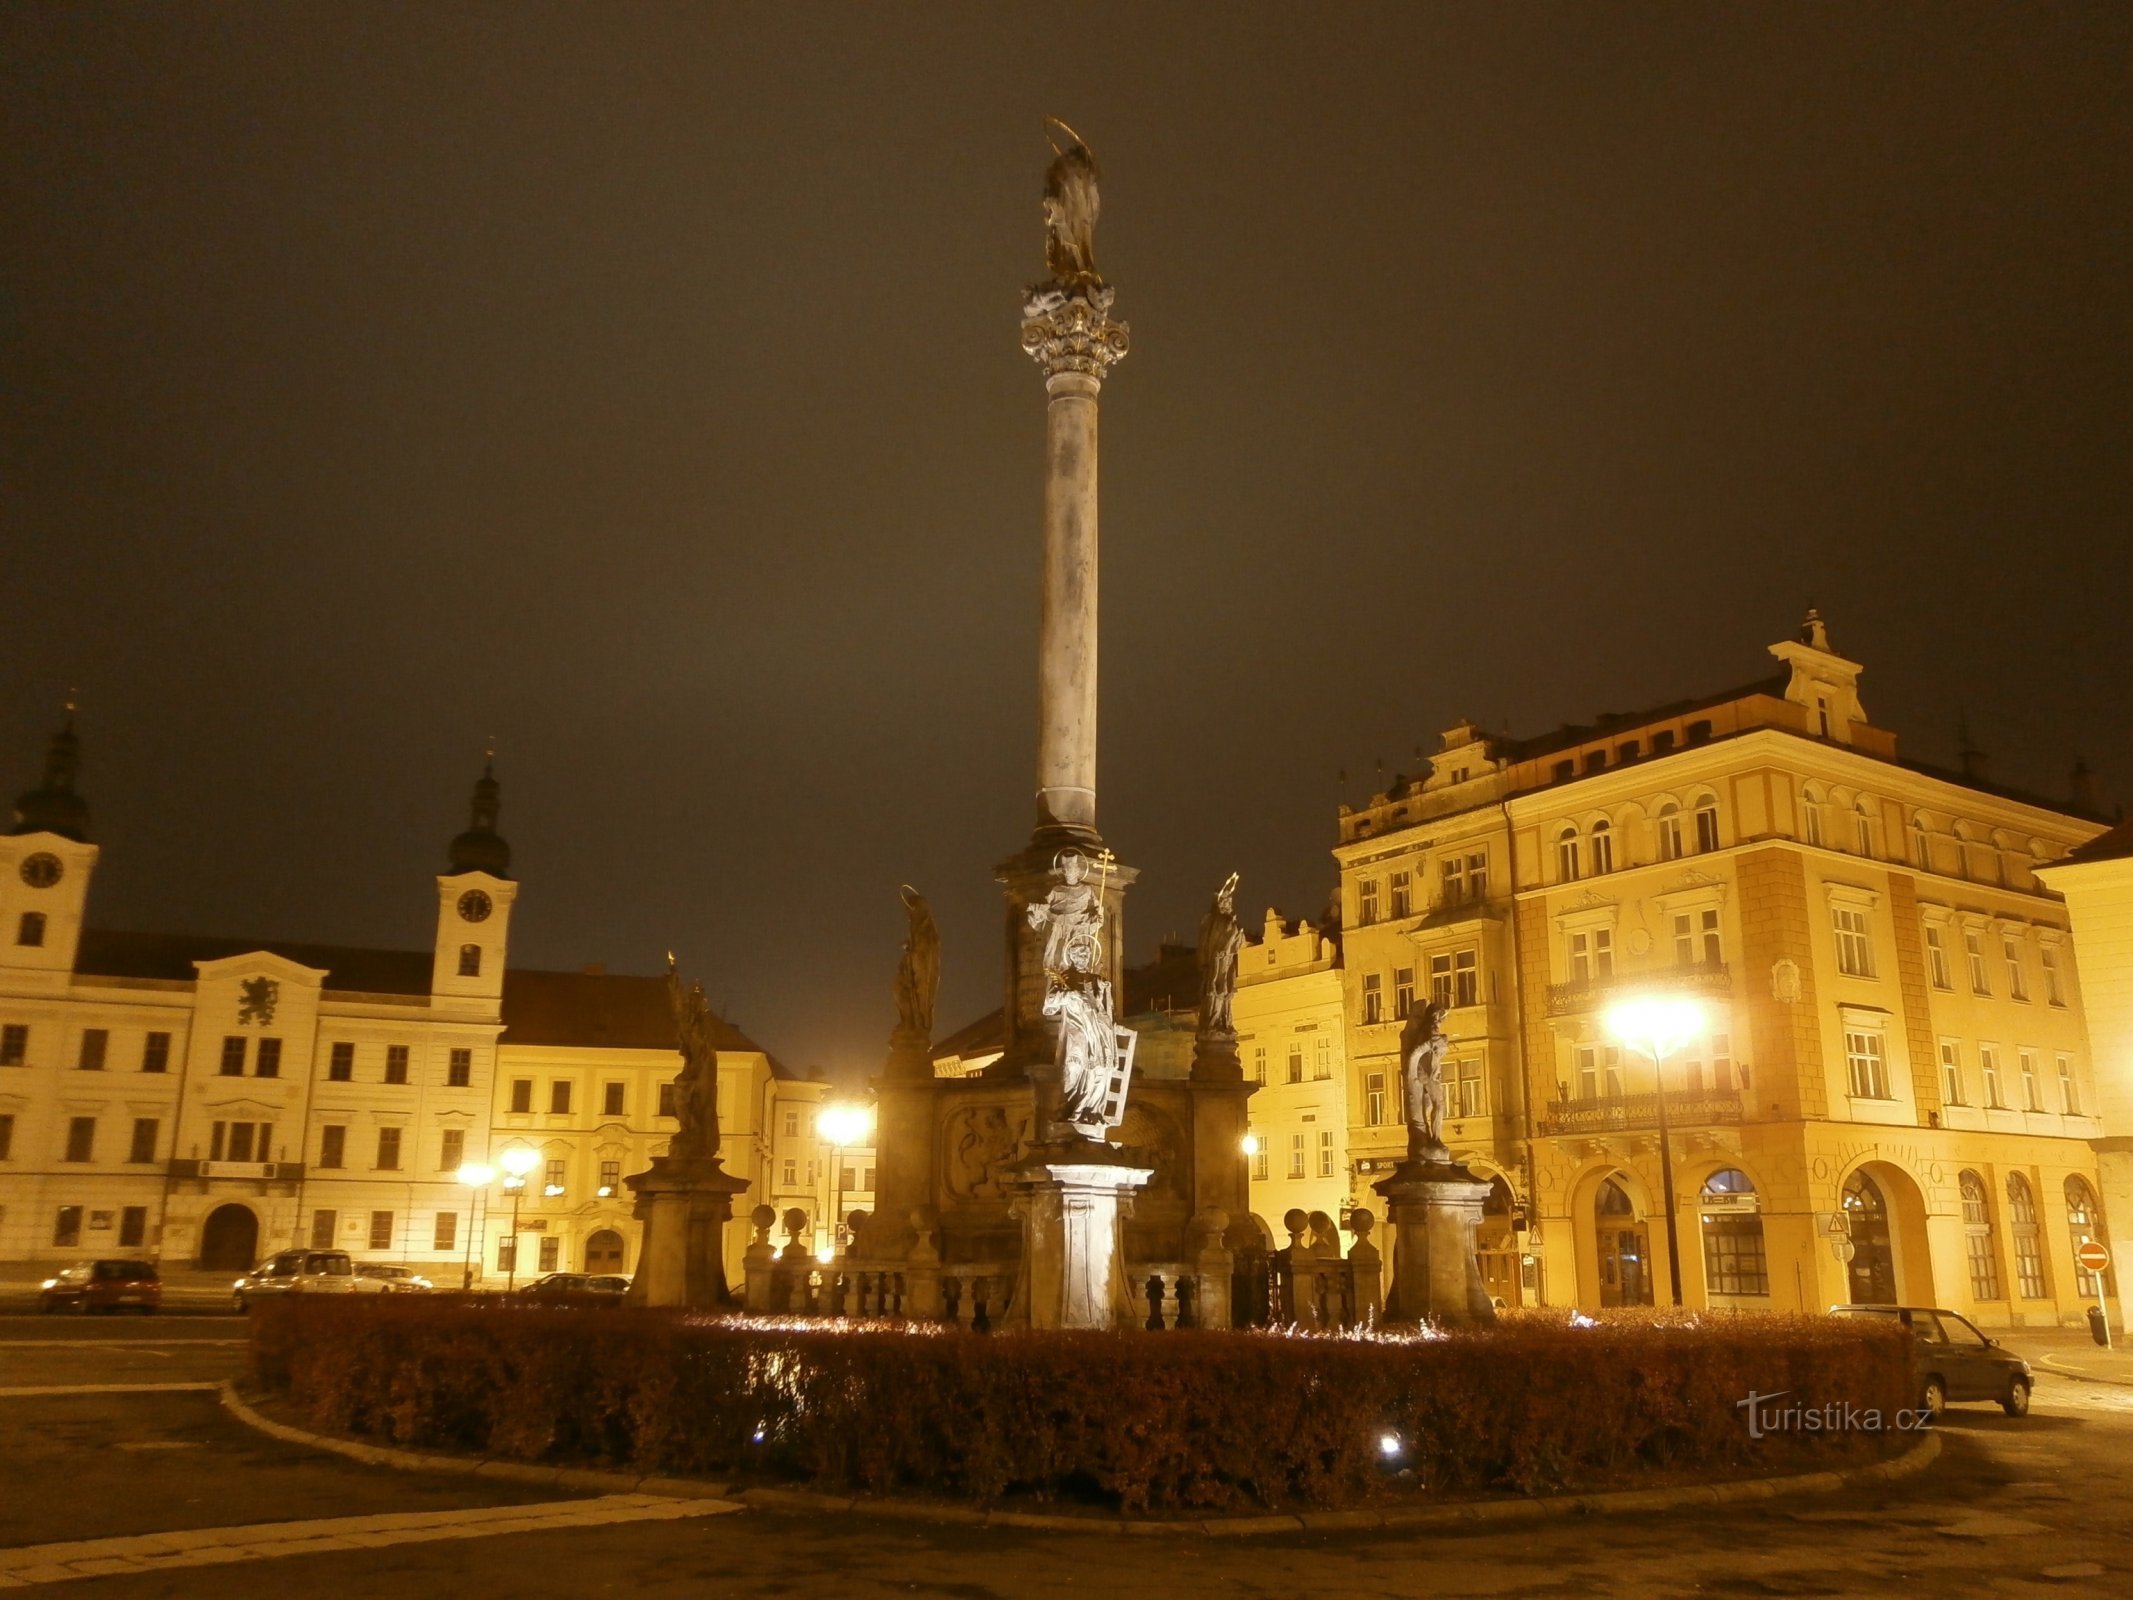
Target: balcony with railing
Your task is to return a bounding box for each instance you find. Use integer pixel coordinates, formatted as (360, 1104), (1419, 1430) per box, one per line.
(1538, 1088), (1743, 1137)
(1545, 960), (1732, 1016)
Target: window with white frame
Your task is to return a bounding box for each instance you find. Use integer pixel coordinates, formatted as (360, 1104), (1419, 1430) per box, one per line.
(1365, 1072), (1386, 1125)
(1361, 974), (1383, 1025)
(1912, 817), (1933, 870)
(1980, 1045), (2004, 1108)
(1286, 1043), (1304, 1084)
(1568, 929), (1614, 984)
(1695, 801), (1720, 853)
(1465, 851), (1489, 900)
(1575, 1043), (1623, 1099)
(1252, 1045), (1267, 1084)
(1288, 1133), (1306, 1180)
(1453, 1057), (1485, 1119)
(1357, 879), (1379, 926)
(1557, 828), (1580, 882)
(1250, 1137), (1268, 1182)
(2019, 1049), (2041, 1111)
(1314, 1038), (1332, 1079)
(2007, 1174), (2046, 1298)
(1317, 1131), (1335, 1178)
(1656, 807), (1683, 861)
(1832, 906), (1875, 978)
(1960, 1172), (2001, 1300)
(2042, 943), (2066, 1006)
(1924, 925), (1952, 989)
(1964, 929), (1990, 994)
(2058, 1054), (2079, 1115)
(2002, 934), (2028, 1001)
(1672, 908), (1722, 968)
(1440, 854), (1465, 904)
(1389, 870), (1412, 918)
(1854, 804), (1875, 857)
(1802, 791), (1825, 848)
(1939, 1041), (1964, 1106)
(1393, 966), (1415, 1020)
(1589, 820), (1614, 874)
(1844, 1029), (1889, 1099)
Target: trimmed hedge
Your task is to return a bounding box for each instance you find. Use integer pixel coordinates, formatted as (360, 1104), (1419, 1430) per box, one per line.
(249, 1299), (1913, 1513)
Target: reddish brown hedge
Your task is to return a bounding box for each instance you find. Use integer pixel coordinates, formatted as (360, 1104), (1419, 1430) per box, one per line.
(248, 1299), (1913, 1513)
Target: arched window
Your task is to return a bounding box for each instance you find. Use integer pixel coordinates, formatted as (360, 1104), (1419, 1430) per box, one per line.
(2006, 1173), (2046, 1299)
(1854, 802), (1875, 858)
(1557, 827), (1580, 883)
(1694, 798), (1720, 854)
(1655, 803), (1683, 862)
(2067, 1177), (2109, 1298)
(1699, 1168), (1768, 1297)
(1911, 816), (1933, 871)
(1801, 785), (1825, 848)
(1595, 1175), (1653, 1308)
(1589, 819), (1614, 874)
(1960, 1171), (2002, 1301)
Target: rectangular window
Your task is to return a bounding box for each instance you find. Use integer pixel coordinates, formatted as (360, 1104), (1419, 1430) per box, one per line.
(0, 1023), (27, 1065)
(311, 1210), (337, 1249)
(1844, 1031), (1889, 1099)
(1393, 967), (1415, 1020)
(17, 910), (45, 946)
(1288, 1133), (1306, 1180)
(1442, 854), (1467, 904)
(78, 1029), (108, 1071)
(1430, 952), (1453, 1009)
(119, 1206), (147, 1248)
(0, 1112), (12, 1159)
(2042, 944), (2066, 1006)
(255, 1037), (282, 1078)
(1924, 926), (1952, 990)
(1703, 1214), (1770, 1297)
(319, 1125), (346, 1169)
(1361, 973), (1383, 1026)
(1250, 1140), (1269, 1182)
(510, 1079), (533, 1114)
(2019, 1050), (2041, 1112)
(599, 1159), (621, 1193)
(1389, 870), (1411, 919)
(369, 1211), (394, 1251)
(328, 1041), (354, 1081)
(136, 1031), (169, 1074)
(497, 1237), (517, 1273)
(1965, 930), (1990, 995)
(2003, 935), (2028, 1002)
(1251, 1046), (1266, 1085)
(1453, 948), (1479, 1007)
(658, 1083), (677, 1119)
(1357, 879), (1380, 925)
(440, 1128), (465, 1171)
(1453, 1057), (1485, 1119)
(546, 1157), (566, 1193)
(1832, 907), (1875, 978)
(128, 1118), (158, 1164)
(219, 1036), (246, 1076)
(1575, 1044), (1623, 1099)
(2059, 1055), (2079, 1115)
(1939, 1042), (1964, 1106)
(434, 1212), (457, 1252)
(781, 1158), (797, 1187)
(1466, 852), (1489, 900)
(1657, 813), (1683, 861)
(64, 1116), (95, 1162)
(376, 1127), (402, 1170)
(539, 1236), (560, 1273)
(1317, 1130), (1335, 1178)
(1569, 929), (1614, 983)
(384, 1045), (409, 1085)
(1365, 1071), (1387, 1125)
(1314, 1038), (1332, 1080)
(1981, 1046), (2004, 1108)
(1286, 1044), (1304, 1084)
(457, 944), (481, 978)
(54, 1206), (82, 1247)
(604, 1082), (626, 1117)
(1695, 805), (1721, 853)
(447, 1048), (472, 1087)
(783, 1109), (799, 1139)
(549, 1081), (572, 1115)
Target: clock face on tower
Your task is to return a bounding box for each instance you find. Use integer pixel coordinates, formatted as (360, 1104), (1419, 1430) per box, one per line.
(457, 889), (493, 924)
(19, 853), (63, 889)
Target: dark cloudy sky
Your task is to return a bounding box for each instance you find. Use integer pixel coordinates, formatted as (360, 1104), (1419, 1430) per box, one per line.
(4, 4), (2127, 1074)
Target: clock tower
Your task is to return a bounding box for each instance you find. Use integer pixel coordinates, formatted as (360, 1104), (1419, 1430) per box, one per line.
(0, 708), (99, 996)
(431, 759), (516, 1010)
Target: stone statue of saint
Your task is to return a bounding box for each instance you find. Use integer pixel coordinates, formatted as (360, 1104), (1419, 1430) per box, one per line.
(664, 953), (721, 1162)
(1027, 849), (1104, 976)
(1398, 999), (1450, 1162)
(891, 885), (940, 1046)
(1197, 872), (1244, 1038)
(1043, 930), (1117, 1131)
(1041, 117), (1102, 293)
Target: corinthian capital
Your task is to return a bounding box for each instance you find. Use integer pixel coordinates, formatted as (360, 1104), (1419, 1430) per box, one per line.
(1021, 284), (1130, 383)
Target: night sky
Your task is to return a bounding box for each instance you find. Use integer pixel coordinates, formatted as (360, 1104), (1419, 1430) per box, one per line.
(4, 5), (2127, 1076)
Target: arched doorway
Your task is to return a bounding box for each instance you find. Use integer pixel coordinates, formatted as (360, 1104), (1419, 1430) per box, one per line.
(1477, 1174), (1522, 1307)
(1842, 1170), (1898, 1302)
(584, 1229), (625, 1274)
(1596, 1175), (1653, 1307)
(198, 1204), (259, 1271)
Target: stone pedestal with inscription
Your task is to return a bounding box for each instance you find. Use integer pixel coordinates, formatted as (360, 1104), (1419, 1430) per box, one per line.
(1374, 1158), (1497, 1327)
(624, 1155), (750, 1308)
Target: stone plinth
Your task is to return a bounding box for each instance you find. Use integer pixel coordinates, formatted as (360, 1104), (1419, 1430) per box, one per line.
(1004, 1138), (1154, 1329)
(623, 1155), (750, 1308)
(1373, 1158), (1497, 1328)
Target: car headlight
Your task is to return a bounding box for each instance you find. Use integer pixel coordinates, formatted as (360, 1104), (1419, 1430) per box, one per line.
(40, 1279), (57, 1290)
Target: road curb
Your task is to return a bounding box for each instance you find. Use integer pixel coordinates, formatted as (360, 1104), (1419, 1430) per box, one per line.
(2035, 1352), (2133, 1390)
(217, 1382), (1941, 1536)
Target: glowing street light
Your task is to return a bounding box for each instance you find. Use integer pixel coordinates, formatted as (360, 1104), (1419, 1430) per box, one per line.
(1604, 994), (1707, 1307)
(498, 1146), (540, 1292)
(817, 1102), (873, 1258)
(454, 1161), (495, 1290)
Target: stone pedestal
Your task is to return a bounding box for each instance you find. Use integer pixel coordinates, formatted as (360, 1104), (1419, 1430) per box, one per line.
(1373, 1158), (1497, 1328)
(1004, 1138), (1154, 1329)
(623, 1155), (750, 1309)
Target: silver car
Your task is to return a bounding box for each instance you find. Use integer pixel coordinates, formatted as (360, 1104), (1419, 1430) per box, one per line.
(232, 1249), (359, 1311)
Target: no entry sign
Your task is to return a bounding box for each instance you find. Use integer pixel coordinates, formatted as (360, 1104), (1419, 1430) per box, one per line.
(2077, 1238), (2111, 1273)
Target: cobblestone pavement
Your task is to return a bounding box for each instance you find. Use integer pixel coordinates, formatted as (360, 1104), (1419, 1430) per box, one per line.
(2, 1320), (2128, 1598)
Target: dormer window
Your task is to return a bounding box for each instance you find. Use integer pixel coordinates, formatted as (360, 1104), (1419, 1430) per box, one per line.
(458, 943), (481, 978)
(1686, 720), (1712, 744)
(1652, 730), (1676, 755)
(1584, 750), (1607, 774)
(1553, 760), (1574, 782)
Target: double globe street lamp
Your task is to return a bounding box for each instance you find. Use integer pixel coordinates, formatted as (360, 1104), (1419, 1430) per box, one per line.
(453, 1161), (496, 1289)
(496, 1145), (541, 1292)
(816, 1102), (873, 1262)
(1602, 993), (1707, 1308)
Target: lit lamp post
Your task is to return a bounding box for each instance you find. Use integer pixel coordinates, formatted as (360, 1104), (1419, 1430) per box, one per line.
(1603, 994), (1706, 1308)
(454, 1161), (495, 1290)
(498, 1146), (539, 1291)
(816, 1102), (872, 1261)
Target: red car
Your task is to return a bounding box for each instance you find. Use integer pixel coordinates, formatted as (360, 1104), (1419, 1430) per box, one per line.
(39, 1259), (162, 1314)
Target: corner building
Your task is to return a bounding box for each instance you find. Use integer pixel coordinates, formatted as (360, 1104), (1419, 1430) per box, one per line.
(1335, 616), (2112, 1325)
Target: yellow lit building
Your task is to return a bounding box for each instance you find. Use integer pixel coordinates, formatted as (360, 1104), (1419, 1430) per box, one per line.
(1232, 907), (1347, 1244)
(1334, 614), (2112, 1324)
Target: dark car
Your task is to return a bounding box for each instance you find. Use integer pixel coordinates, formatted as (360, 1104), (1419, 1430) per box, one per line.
(39, 1259), (162, 1314)
(516, 1273), (629, 1298)
(1831, 1304), (2032, 1415)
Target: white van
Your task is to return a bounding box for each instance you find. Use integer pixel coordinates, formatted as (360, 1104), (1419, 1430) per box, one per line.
(231, 1249), (359, 1311)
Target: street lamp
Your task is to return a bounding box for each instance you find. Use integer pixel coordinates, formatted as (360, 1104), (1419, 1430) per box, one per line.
(498, 1146), (540, 1291)
(816, 1102), (872, 1259)
(1603, 993), (1707, 1308)
(454, 1162), (495, 1290)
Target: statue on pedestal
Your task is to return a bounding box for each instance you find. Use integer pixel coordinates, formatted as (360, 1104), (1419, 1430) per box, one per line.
(1398, 998), (1451, 1163)
(1027, 849), (1106, 975)
(1041, 117), (1103, 293)
(1196, 872), (1244, 1039)
(665, 953), (721, 1162)
(891, 885), (940, 1047)
(1044, 930), (1119, 1131)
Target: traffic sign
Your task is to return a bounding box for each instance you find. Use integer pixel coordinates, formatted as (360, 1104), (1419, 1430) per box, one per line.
(2077, 1238), (2111, 1273)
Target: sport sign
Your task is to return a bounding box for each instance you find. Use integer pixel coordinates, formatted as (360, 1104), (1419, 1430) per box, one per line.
(2076, 1239), (2111, 1274)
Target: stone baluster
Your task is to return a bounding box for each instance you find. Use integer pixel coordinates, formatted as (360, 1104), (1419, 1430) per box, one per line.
(1285, 1208), (1324, 1331)
(743, 1205), (778, 1313)
(1347, 1207), (1384, 1326)
(903, 1208), (943, 1321)
(1157, 1271), (1181, 1330)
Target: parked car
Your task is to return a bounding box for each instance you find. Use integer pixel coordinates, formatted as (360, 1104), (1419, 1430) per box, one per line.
(232, 1249), (359, 1311)
(516, 1273), (630, 1298)
(1831, 1303), (2033, 1415)
(39, 1259), (162, 1315)
(353, 1263), (433, 1294)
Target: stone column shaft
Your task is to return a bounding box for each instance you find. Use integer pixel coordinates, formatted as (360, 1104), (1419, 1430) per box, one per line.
(1038, 369), (1101, 835)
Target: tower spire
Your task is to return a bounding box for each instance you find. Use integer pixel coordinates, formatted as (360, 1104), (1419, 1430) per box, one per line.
(447, 747), (511, 877)
(9, 695), (90, 841)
